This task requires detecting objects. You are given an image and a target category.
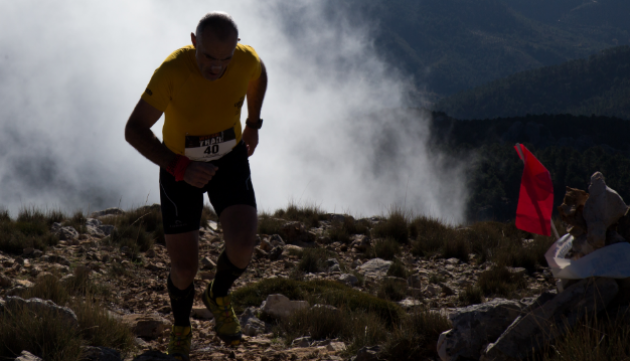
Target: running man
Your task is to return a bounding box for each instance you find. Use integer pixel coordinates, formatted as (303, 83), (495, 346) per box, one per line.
(124, 12), (267, 360)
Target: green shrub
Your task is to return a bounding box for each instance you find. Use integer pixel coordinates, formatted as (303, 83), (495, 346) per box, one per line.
(368, 238), (401, 260)
(410, 217), (454, 257)
(372, 209), (409, 244)
(22, 274), (70, 306)
(257, 213), (284, 236)
(0, 208), (10, 222)
(442, 234), (470, 262)
(327, 217), (370, 244)
(297, 247), (335, 273)
(377, 278), (407, 302)
(102, 205), (163, 247)
(72, 297), (135, 353)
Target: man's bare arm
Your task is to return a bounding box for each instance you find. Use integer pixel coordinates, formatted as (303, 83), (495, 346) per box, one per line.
(247, 60), (268, 121)
(125, 99), (218, 188)
(124, 99), (176, 168)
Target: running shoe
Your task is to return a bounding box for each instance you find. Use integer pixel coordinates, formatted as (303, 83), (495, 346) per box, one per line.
(166, 325), (192, 361)
(202, 282), (242, 346)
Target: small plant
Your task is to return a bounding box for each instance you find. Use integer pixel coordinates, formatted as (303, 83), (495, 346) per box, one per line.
(257, 213), (284, 236)
(22, 273), (70, 306)
(297, 247), (335, 273)
(327, 217), (370, 244)
(410, 217), (454, 257)
(71, 297), (136, 352)
(274, 202), (327, 228)
(442, 235), (470, 262)
(377, 278), (407, 302)
(372, 209), (409, 244)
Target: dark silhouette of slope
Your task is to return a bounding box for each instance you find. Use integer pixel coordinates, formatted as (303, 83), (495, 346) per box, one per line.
(435, 46), (630, 119)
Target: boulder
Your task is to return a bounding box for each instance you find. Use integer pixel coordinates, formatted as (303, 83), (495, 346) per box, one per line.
(15, 351), (43, 361)
(81, 346), (123, 361)
(51, 224), (79, 241)
(339, 273), (359, 287)
(5, 296), (79, 329)
(483, 277), (619, 361)
(260, 294), (308, 319)
(437, 299), (527, 361)
(122, 314), (169, 339)
(357, 258), (392, 280)
(269, 245), (284, 260)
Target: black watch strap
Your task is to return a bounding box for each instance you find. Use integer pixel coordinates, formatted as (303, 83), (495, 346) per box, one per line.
(246, 118), (263, 130)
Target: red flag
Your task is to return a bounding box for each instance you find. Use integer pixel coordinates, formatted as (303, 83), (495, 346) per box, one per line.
(514, 144), (554, 236)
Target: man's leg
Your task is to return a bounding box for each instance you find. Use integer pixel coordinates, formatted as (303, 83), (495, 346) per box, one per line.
(165, 230), (199, 327)
(210, 205), (258, 298)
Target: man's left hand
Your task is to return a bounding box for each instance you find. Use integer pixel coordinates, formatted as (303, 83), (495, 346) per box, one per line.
(242, 126), (259, 157)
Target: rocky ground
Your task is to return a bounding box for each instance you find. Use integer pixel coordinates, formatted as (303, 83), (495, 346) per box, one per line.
(0, 206), (559, 361)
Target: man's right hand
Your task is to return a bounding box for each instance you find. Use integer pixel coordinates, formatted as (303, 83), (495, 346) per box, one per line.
(184, 162), (218, 188)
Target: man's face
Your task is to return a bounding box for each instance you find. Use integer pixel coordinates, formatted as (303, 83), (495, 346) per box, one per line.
(191, 30), (238, 81)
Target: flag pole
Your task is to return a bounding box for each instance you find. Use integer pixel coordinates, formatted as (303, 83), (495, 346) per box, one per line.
(515, 143), (560, 240)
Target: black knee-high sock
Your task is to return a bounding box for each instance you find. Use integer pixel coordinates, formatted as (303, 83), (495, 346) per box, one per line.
(167, 274), (195, 327)
(210, 251), (246, 298)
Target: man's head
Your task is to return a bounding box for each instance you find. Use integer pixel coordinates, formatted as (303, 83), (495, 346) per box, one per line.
(191, 12), (239, 81)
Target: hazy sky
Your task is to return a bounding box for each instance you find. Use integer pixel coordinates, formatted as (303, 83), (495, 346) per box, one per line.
(0, 1), (468, 222)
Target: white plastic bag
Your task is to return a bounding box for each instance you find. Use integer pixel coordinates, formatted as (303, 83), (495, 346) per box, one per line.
(545, 233), (630, 279)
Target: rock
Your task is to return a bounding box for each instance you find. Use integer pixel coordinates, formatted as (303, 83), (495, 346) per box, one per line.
(191, 306), (213, 320)
(269, 234), (286, 247)
(281, 221), (316, 246)
(483, 277), (619, 361)
(15, 351), (43, 361)
(339, 273), (359, 287)
(327, 341), (347, 352)
(423, 284), (442, 298)
(132, 351), (179, 361)
(81, 346), (123, 361)
(439, 298), (526, 361)
(41, 254), (71, 266)
(583, 172), (629, 251)
(269, 245), (284, 260)
(352, 346), (381, 361)
(261, 294), (308, 319)
(356, 258), (392, 279)
(259, 238), (272, 252)
(240, 307), (266, 336)
(52, 225), (79, 241)
(90, 208), (125, 218)
(122, 314), (169, 339)
(558, 186), (590, 237)
(98, 224), (116, 236)
(200, 256), (216, 270)
(398, 298), (422, 308)
(0, 274), (13, 288)
(86, 225), (106, 238)
(254, 247), (269, 259)
(446, 258), (459, 265)
(6, 296), (79, 329)
(284, 244), (303, 253)
(292, 336), (312, 347)
(506, 267), (527, 276)
(350, 234), (371, 251)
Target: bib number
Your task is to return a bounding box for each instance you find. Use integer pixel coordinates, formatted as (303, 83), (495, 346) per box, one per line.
(184, 127), (236, 161)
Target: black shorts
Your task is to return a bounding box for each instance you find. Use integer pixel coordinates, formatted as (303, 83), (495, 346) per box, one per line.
(159, 141), (256, 234)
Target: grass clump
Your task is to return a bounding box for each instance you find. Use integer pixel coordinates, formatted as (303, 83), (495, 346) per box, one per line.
(367, 238), (401, 260)
(410, 216), (455, 257)
(257, 213), (285, 236)
(457, 285), (484, 306)
(0, 303), (83, 361)
(379, 309), (451, 361)
(372, 209), (409, 244)
(387, 259), (409, 279)
(477, 265), (527, 298)
(326, 217), (370, 244)
(232, 278), (403, 325)
(102, 205), (163, 249)
(377, 278), (408, 302)
(0, 208), (61, 254)
(72, 297), (136, 352)
(296, 247), (336, 273)
(273, 202), (328, 228)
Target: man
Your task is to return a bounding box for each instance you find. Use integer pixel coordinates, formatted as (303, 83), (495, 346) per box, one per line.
(125, 12), (267, 360)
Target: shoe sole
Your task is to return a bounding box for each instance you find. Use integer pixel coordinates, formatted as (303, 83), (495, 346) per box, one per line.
(202, 291), (243, 346)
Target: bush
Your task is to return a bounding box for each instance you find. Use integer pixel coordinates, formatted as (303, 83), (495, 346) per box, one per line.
(367, 238), (401, 260)
(372, 209), (409, 244)
(410, 217), (454, 257)
(387, 259), (409, 278)
(457, 285), (484, 306)
(297, 247), (335, 273)
(257, 213), (284, 236)
(442, 234), (470, 262)
(22, 274), (70, 306)
(72, 297), (136, 352)
(327, 217), (370, 244)
(102, 205), (163, 248)
(377, 278), (407, 302)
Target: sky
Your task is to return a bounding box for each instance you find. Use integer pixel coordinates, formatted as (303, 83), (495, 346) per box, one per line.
(0, 0), (468, 222)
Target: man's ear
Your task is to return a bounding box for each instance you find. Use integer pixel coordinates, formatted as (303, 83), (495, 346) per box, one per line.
(191, 32), (197, 47)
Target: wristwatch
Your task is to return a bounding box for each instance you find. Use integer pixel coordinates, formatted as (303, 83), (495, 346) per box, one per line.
(246, 118), (263, 130)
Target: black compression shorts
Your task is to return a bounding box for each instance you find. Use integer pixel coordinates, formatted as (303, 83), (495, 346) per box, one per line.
(159, 141), (256, 234)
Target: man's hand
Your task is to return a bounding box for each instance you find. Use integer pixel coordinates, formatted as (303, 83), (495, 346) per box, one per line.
(184, 162), (218, 188)
(242, 126), (259, 157)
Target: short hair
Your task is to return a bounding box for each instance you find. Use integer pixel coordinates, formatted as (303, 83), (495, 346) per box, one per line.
(196, 12), (239, 41)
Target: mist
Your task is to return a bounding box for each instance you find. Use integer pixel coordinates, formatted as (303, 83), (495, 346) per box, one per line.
(0, 1), (468, 222)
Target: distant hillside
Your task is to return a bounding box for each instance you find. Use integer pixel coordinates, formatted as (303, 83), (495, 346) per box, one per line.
(319, 0), (630, 97)
(434, 46), (630, 119)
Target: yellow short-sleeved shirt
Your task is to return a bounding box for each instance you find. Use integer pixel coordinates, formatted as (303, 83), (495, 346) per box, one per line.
(141, 44), (262, 158)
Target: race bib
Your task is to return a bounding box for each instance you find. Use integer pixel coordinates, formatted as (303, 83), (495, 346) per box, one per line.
(184, 127), (237, 161)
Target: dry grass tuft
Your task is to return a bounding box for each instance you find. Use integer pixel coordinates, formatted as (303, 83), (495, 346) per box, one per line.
(477, 265), (527, 297)
(372, 209), (409, 244)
